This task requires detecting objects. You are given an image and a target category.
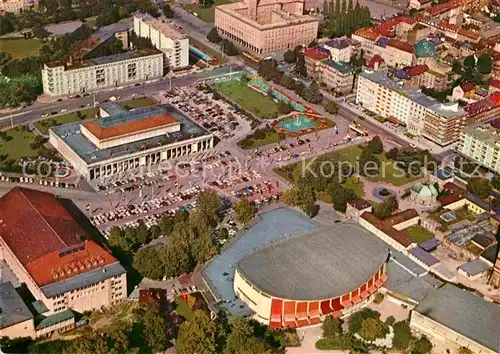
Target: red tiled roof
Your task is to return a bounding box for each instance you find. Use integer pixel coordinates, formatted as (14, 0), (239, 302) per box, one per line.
(387, 39), (414, 53)
(83, 114), (178, 140)
(366, 55), (384, 68)
(458, 28), (481, 41)
(0, 187), (87, 265)
(0, 187), (118, 287)
(360, 210), (417, 247)
(408, 64), (429, 76)
(303, 47), (329, 60)
(348, 198), (372, 210)
(490, 92), (500, 106)
(461, 82), (475, 92)
(26, 240), (117, 286)
(353, 28), (380, 41)
(427, 0), (470, 16)
(490, 79), (500, 89)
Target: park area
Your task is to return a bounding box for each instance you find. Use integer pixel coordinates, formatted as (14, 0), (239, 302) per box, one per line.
(0, 38), (42, 58)
(402, 225), (434, 244)
(0, 128), (40, 170)
(34, 108), (98, 135)
(215, 80), (279, 119)
(185, 0), (234, 22)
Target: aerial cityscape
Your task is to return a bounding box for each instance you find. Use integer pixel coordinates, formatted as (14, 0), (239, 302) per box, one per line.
(0, 0), (499, 352)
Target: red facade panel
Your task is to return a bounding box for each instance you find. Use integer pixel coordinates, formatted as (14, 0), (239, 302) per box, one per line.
(321, 300), (332, 315)
(296, 302), (308, 319)
(331, 297), (343, 311)
(308, 301), (320, 317)
(296, 319), (309, 327)
(361, 283), (367, 292)
(284, 301), (296, 322)
(309, 317), (321, 325)
(270, 298), (283, 323)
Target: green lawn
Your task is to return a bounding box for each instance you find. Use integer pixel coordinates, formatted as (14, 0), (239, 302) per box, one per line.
(0, 128), (39, 165)
(403, 225), (435, 244)
(185, 0), (234, 22)
(275, 145), (420, 187)
(34, 108), (98, 135)
(344, 176), (364, 197)
(119, 97), (157, 109)
(216, 80), (279, 119)
(0, 38), (42, 58)
(174, 296), (195, 321)
(237, 130), (285, 150)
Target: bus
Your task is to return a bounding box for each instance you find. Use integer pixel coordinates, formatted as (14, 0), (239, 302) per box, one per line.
(243, 51), (260, 64)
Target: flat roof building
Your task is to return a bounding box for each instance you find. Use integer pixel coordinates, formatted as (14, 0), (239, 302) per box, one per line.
(214, 0), (318, 55)
(42, 49), (164, 97)
(410, 284), (500, 354)
(134, 13), (189, 68)
(49, 105), (215, 180)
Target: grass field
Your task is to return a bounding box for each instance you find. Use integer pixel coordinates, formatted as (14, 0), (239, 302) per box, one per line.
(119, 97), (157, 109)
(185, 0), (234, 22)
(0, 128), (39, 164)
(34, 108), (98, 135)
(216, 80), (279, 119)
(237, 129), (285, 150)
(403, 225), (435, 244)
(275, 145), (420, 187)
(0, 38), (42, 58)
(343, 176), (364, 197)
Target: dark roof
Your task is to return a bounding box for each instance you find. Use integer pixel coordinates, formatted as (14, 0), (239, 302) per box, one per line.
(466, 193), (491, 211)
(35, 309), (74, 330)
(348, 198), (372, 210)
(480, 245), (498, 264)
(0, 187), (87, 266)
(325, 38), (349, 50)
(409, 247), (440, 267)
(0, 282), (33, 329)
(472, 233), (493, 249)
(414, 284), (500, 352)
(238, 223), (389, 300)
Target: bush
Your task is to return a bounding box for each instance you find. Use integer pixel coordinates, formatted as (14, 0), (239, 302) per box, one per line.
(385, 315), (395, 326)
(373, 292), (384, 304)
(322, 316), (343, 338)
(302, 202), (319, 218)
(392, 321), (412, 350)
(358, 318), (389, 341)
(316, 334), (354, 350)
(348, 308), (380, 334)
(411, 335), (432, 354)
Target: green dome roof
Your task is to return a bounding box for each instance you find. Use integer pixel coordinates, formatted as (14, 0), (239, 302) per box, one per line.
(413, 183), (438, 198)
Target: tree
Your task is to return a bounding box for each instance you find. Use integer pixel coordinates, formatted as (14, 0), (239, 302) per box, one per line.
(492, 175), (500, 190)
(141, 303), (168, 352)
(373, 196), (398, 218)
(158, 215), (174, 235)
(207, 27), (222, 44)
(281, 188), (298, 206)
(295, 53), (307, 77)
(322, 316), (343, 338)
(463, 55), (476, 69)
(234, 197), (256, 224)
(176, 310), (219, 354)
(411, 335), (432, 354)
(467, 177), (491, 199)
(225, 317), (268, 354)
(365, 135), (383, 154)
(385, 315), (395, 326)
(327, 183), (356, 212)
(193, 189), (221, 229)
(324, 100), (339, 114)
(452, 60), (462, 75)
(392, 321), (412, 350)
(359, 318), (389, 341)
(162, 4), (174, 18)
(280, 74), (296, 90)
(477, 53), (492, 74)
(348, 308), (380, 334)
(221, 39), (238, 56)
(283, 49), (297, 63)
(135, 220), (150, 245)
(358, 149), (379, 177)
(133, 246), (165, 280)
(386, 147), (399, 161)
(278, 101), (293, 114)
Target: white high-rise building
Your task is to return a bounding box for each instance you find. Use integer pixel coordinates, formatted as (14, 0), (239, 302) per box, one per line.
(42, 49), (164, 97)
(133, 13), (189, 68)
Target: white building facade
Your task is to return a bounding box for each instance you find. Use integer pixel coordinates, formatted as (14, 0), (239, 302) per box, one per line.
(133, 13), (189, 68)
(42, 50), (164, 97)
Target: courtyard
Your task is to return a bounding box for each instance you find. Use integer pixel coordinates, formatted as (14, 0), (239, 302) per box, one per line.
(402, 225), (435, 244)
(184, 0), (234, 22)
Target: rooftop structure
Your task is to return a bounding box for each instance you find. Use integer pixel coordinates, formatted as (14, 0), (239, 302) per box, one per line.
(414, 40), (437, 58)
(0, 282), (33, 330)
(238, 222), (388, 300)
(303, 46), (330, 60)
(411, 284), (500, 353)
(214, 0), (318, 54)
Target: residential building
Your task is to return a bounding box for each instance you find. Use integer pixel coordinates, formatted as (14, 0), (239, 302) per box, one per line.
(304, 46), (330, 77)
(42, 49), (164, 97)
(304, 47), (354, 93)
(0, 187), (128, 337)
(323, 38), (351, 63)
(452, 82), (476, 101)
(133, 13), (189, 68)
(356, 70), (466, 143)
(214, 0), (318, 55)
(49, 105), (215, 181)
(0, 0), (36, 13)
(410, 284), (500, 354)
(352, 28), (380, 56)
(346, 198), (372, 221)
(372, 38), (415, 68)
(457, 118), (500, 173)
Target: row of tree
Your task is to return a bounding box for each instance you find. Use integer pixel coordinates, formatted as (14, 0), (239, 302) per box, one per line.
(320, 1), (371, 39)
